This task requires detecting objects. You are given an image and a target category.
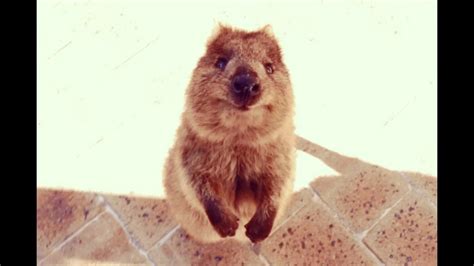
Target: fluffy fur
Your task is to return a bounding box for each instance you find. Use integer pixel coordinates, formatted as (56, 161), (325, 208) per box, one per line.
(163, 24), (295, 243)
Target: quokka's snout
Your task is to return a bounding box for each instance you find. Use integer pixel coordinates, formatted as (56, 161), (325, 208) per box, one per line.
(230, 66), (261, 109)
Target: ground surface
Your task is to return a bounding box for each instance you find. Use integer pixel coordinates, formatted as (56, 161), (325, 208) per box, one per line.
(37, 137), (437, 265)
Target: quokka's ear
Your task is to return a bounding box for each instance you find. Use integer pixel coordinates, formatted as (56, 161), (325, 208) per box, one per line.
(260, 24), (275, 37)
(207, 22), (233, 46)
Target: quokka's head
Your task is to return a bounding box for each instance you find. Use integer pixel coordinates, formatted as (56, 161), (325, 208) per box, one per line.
(185, 24), (294, 138)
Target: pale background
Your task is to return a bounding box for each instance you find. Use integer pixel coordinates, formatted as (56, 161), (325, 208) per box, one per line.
(37, 0), (436, 197)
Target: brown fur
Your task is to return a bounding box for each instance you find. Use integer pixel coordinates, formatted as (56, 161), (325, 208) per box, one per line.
(163, 24), (295, 243)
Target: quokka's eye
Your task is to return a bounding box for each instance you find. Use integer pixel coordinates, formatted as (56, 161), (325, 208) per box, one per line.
(215, 57), (229, 70)
(264, 63), (274, 74)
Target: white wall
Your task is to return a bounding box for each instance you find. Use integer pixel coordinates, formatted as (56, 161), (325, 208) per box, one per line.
(37, 0), (436, 197)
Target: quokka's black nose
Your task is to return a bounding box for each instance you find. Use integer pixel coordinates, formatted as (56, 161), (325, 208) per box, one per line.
(230, 66), (261, 109)
(231, 73), (260, 96)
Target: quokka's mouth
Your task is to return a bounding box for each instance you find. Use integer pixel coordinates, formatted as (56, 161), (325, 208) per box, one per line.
(230, 101), (256, 112)
(230, 96), (261, 112)
(237, 105), (250, 111)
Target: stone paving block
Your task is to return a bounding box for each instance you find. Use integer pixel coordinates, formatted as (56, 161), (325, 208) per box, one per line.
(311, 166), (410, 233)
(104, 194), (178, 250)
(402, 171), (437, 205)
(146, 246), (176, 266)
(41, 212), (151, 265)
(260, 197), (379, 266)
(275, 187), (314, 228)
(37, 189), (105, 259)
(148, 228), (264, 265)
(363, 192), (437, 266)
(309, 175), (339, 194)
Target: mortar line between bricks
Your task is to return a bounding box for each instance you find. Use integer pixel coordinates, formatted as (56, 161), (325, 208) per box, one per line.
(356, 188), (412, 241)
(98, 195), (157, 266)
(308, 187), (358, 237)
(358, 190), (411, 265)
(398, 172), (437, 210)
(143, 226), (181, 264)
(409, 187), (437, 210)
(155, 224), (181, 248)
(268, 185), (319, 236)
(269, 202), (310, 238)
(144, 224), (180, 252)
(257, 253), (271, 266)
(38, 210), (107, 265)
(362, 237), (387, 266)
(254, 187), (316, 265)
(248, 241), (270, 265)
(309, 186), (386, 266)
(397, 171), (415, 190)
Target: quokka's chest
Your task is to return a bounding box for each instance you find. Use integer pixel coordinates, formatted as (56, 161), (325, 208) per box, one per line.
(182, 142), (272, 173)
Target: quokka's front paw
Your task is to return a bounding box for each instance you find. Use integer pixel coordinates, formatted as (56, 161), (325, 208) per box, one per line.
(204, 200), (239, 237)
(211, 211), (240, 237)
(244, 215), (274, 243)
